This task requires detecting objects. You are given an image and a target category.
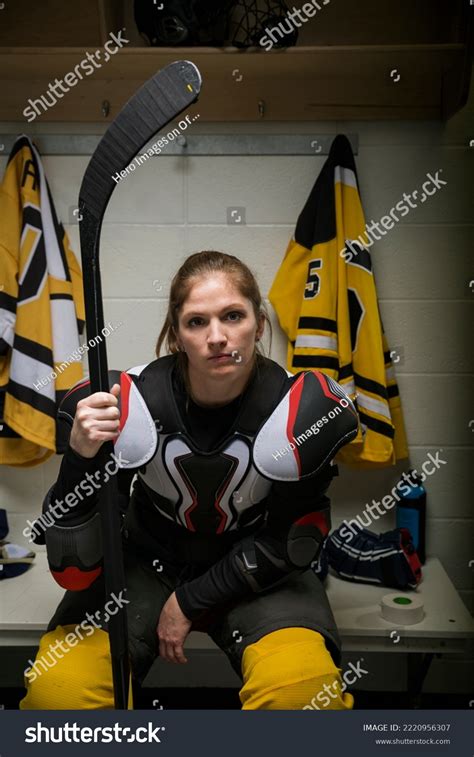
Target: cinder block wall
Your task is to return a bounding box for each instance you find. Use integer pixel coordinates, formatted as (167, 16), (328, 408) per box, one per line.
(0, 74), (472, 694)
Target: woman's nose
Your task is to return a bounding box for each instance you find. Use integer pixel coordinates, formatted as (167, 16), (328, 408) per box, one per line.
(207, 320), (227, 344)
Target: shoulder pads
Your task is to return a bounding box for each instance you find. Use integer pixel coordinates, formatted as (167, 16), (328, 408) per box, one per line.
(252, 371), (359, 481)
(57, 364), (157, 469)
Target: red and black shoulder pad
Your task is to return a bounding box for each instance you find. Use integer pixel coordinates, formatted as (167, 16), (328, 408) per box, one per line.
(57, 366), (158, 469)
(252, 371), (359, 481)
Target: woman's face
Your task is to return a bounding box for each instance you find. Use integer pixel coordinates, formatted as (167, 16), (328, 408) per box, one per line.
(176, 272), (264, 378)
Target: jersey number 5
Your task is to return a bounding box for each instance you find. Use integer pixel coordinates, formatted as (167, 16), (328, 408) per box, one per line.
(304, 259), (323, 299)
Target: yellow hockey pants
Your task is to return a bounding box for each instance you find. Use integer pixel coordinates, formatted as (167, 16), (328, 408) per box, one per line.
(20, 625), (353, 711)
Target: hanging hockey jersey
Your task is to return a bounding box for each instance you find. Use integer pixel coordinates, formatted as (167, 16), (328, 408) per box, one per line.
(269, 134), (408, 467)
(0, 135), (85, 466)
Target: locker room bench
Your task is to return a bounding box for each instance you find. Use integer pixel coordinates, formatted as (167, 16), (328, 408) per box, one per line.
(1, 514), (473, 701)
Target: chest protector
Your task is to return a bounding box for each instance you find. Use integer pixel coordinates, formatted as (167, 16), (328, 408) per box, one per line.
(59, 354), (358, 536)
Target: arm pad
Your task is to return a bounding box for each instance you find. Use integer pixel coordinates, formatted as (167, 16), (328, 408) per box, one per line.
(41, 484), (103, 591)
(234, 504), (328, 592)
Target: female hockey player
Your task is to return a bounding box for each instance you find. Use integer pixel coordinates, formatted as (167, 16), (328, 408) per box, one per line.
(20, 251), (358, 711)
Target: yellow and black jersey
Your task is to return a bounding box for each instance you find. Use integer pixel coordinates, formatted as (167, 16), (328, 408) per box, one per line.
(0, 135), (85, 466)
(269, 134), (408, 467)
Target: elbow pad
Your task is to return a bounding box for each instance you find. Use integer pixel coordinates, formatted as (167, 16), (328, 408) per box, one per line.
(40, 485), (103, 591)
(286, 510), (328, 568)
(286, 498), (331, 568)
(234, 504), (330, 592)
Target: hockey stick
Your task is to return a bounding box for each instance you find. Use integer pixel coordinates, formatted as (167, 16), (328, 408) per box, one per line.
(78, 60), (202, 709)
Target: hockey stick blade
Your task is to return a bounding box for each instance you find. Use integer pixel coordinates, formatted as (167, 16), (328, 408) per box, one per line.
(79, 60), (201, 223)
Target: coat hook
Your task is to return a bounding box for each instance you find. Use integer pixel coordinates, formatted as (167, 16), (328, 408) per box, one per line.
(258, 99), (266, 118)
(102, 100), (110, 118)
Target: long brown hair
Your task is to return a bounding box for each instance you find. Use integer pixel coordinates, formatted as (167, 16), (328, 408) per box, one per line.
(155, 251), (272, 373)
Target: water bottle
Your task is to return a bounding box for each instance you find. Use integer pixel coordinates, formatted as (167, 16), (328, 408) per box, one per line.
(396, 470), (426, 564)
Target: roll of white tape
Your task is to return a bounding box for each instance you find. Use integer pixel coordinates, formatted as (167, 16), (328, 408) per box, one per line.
(380, 593), (424, 625)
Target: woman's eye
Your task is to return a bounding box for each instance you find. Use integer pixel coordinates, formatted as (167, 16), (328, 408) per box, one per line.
(188, 317), (203, 327)
(226, 311), (243, 322)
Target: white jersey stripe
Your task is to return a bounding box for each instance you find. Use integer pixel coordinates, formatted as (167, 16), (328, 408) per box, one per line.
(295, 335), (338, 351)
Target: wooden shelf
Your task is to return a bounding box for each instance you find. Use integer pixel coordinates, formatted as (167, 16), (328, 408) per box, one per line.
(0, 43), (471, 122)
(0, 0), (471, 123)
